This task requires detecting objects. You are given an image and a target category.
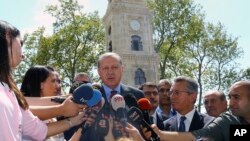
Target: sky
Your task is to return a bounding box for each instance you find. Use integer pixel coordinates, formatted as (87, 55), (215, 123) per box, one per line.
(0, 0), (249, 69)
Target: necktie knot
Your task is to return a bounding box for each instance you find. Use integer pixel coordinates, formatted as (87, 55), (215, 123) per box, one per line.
(178, 116), (186, 132)
(110, 90), (117, 100)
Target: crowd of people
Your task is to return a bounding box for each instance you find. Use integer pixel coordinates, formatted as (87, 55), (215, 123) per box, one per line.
(1, 20), (249, 141)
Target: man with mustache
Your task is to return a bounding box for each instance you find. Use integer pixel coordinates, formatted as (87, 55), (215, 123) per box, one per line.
(139, 82), (166, 129)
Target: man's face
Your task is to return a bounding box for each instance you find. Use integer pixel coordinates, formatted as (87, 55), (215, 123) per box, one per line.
(143, 86), (159, 110)
(229, 83), (250, 118)
(203, 92), (227, 117)
(158, 83), (171, 106)
(170, 81), (196, 114)
(98, 56), (123, 89)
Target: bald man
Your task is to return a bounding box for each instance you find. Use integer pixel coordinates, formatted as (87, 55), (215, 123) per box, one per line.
(203, 90), (227, 117)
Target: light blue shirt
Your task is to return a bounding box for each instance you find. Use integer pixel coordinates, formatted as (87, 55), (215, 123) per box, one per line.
(102, 83), (121, 102)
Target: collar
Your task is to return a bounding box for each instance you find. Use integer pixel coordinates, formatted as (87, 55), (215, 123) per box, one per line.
(177, 108), (195, 124)
(102, 83), (121, 94)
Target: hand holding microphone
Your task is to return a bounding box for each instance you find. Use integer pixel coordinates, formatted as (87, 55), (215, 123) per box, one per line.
(81, 89), (104, 131)
(127, 106), (160, 141)
(137, 98), (152, 125)
(110, 94), (128, 139)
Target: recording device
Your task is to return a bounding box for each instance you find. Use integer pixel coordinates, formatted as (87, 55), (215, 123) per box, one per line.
(79, 92), (105, 141)
(127, 107), (160, 141)
(110, 94), (127, 139)
(82, 90), (104, 130)
(96, 118), (109, 137)
(137, 98), (152, 124)
(51, 84), (101, 107)
(51, 97), (66, 103)
(110, 94), (127, 127)
(124, 93), (139, 109)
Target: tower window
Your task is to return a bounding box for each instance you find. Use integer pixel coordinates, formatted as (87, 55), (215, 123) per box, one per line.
(108, 26), (111, 35)
(108, 41), (112, 52)
(131, 35), (143, 51)
(135, 68), (146, 85)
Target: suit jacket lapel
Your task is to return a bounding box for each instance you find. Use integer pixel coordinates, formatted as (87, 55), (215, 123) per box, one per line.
(189, 110), (203, 131)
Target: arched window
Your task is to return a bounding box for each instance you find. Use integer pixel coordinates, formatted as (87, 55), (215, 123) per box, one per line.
(131, 35), (143, 51)
(135, 68), (146, 85)
(108, 41), (112, 52)
(108, 26), (111, 35)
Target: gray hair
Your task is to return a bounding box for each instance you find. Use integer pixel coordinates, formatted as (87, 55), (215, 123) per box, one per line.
(97, 52), (122, 68)
(174, 76), (198, 94)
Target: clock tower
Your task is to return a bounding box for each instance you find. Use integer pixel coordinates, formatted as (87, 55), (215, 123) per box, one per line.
(103, 0), (160, 86)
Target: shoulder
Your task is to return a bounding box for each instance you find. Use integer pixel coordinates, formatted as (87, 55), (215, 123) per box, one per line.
(121, 84), (144, 98)
(163, 115), (177, 124)
(195, 110), (215, 124)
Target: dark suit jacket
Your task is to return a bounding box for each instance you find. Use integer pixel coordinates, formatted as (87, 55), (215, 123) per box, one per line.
(81, 83), (145, 141)
(100, 83), (145, 103)
(150, 112), (166, 130)
(163, 110), (214, 131)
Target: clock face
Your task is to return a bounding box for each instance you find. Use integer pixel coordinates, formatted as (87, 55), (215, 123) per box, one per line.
(130, 20), (140, 31)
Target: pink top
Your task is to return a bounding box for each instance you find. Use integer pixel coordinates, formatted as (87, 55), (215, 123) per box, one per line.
(0, 82), (47, 141)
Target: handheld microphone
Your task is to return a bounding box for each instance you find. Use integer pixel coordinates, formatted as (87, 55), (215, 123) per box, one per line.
(110, 94), (127, 127)
(96, 118), (109, 137)
(51, 97), (66, 103)
(81, 89), (104, 130)
(124, 93), (139, 109)
(110, 94), (127, 139)
(127, 107), (160, 141)
(137, 98), (152, 124)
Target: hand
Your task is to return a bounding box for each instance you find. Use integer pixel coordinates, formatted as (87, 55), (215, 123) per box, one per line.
(68, 112), (86, 127)
(141, 124), (160, 140)
(125, 123), (145, 141)
(82, 108), (97, 128)
(60, 96), (86, 117)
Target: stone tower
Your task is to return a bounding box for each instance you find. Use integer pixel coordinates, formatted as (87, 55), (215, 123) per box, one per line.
(103, 0), (159, 87)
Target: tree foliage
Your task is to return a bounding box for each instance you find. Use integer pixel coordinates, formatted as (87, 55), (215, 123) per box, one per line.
(147, 0), (243, 111)
(15, 0), (105, 89)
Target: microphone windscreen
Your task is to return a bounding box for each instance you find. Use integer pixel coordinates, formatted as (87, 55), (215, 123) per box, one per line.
(124, 93), (139, 108)
(86, 89), (102, 107)
(111, 94), (126, 111)
(72, 84), (93, 104)
(91, 97), (105, 112)
(138, 98), (151, 110)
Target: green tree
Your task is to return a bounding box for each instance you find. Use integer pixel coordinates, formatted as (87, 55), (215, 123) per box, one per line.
(15, 0), (105, 90)
(147, 0), (198, 79)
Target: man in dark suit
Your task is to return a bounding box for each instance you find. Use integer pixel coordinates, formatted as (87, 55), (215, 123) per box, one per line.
(163, 76), (214, 132)
(81, 52), (144, 141)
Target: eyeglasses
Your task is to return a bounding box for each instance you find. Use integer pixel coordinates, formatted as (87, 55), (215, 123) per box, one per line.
(167, 90), (191, 96)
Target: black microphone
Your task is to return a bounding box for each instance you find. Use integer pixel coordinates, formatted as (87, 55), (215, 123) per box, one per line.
(127, 107), (160, 141)
(96, 118), (109, 137)
(124, 93), (139, 109)
(137, 98), (152, 124)
(51, 97), (66, 103)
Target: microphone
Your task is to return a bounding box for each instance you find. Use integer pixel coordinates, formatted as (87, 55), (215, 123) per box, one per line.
(127, 107), (160, 141)
(81, 89), (104, 130)
(124, 93), (139, 109)
(110, 94), (127, 139)
(51, 96), (66, 103)
(96, 118), (109, 137)
(137, 98), (152, 125)
(52, 84), (100, 107)
(110, 94), (127, 127)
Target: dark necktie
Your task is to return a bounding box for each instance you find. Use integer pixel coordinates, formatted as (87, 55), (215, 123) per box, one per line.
(110, 90), (117, 101)
(178, 116), (186, 132)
